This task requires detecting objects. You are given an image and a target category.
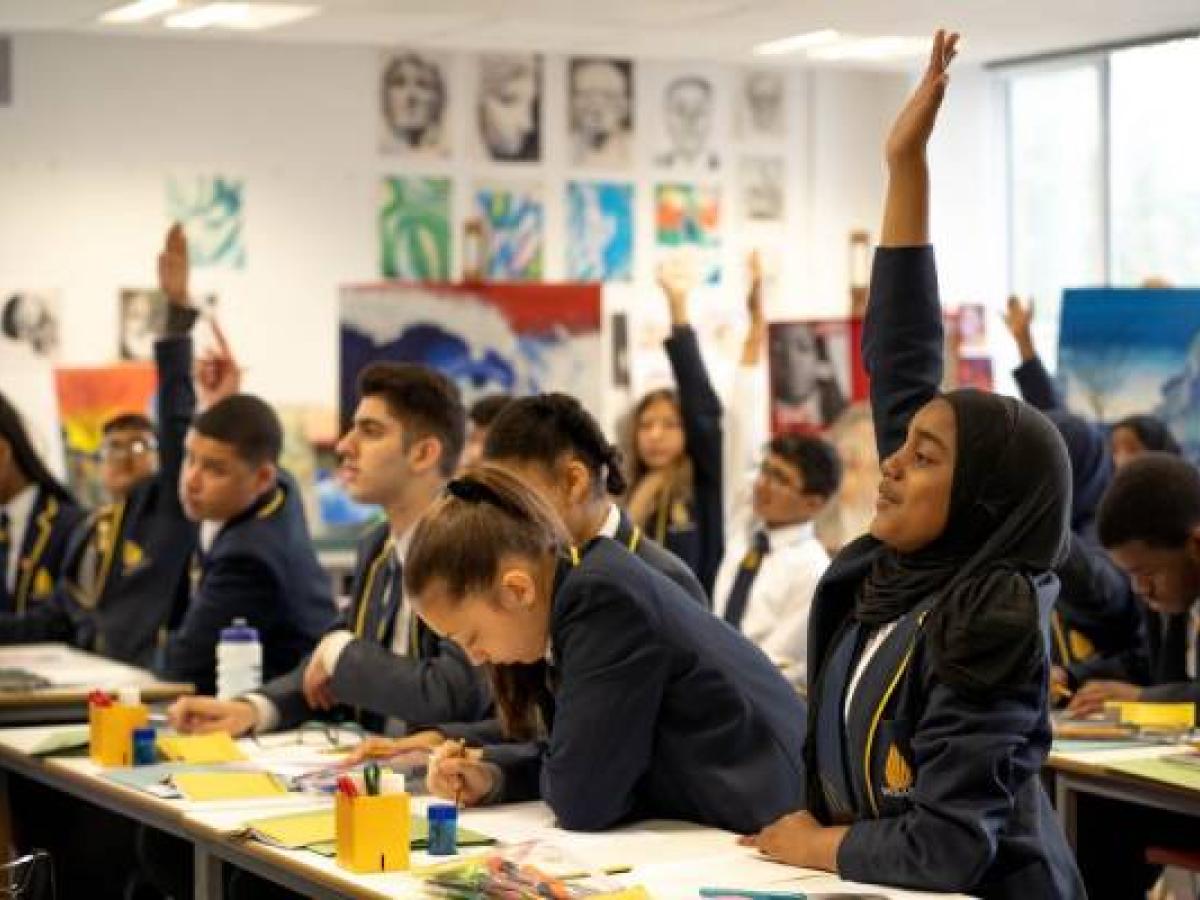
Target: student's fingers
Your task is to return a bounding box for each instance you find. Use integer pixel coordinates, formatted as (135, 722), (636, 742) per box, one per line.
(166, 696), (196, 730)
(341, 737), (399, 766)
(737, 833), (759, 848)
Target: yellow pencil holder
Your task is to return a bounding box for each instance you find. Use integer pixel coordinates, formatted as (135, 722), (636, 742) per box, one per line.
(89, 704), (149, 767)
(335, 792), (411, 873)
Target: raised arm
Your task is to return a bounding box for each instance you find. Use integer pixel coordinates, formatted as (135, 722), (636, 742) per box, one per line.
(155, 223), (198, 519)
(660, 259), (725, 592)
(865, 30), (958, 461)
(1003, 296), (1063, 411)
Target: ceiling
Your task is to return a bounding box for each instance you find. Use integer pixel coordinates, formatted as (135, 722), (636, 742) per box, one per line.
(2, 0), (1198, 68)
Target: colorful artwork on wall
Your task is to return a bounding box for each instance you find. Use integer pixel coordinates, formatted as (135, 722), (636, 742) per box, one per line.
(566, 181), (633, 282)
(654, 183), (721, 284)
(339, 282), (603, 431)
(166, 176), (245, 269)
(379, 176), (452, 280)
(473, 183), (544, 282)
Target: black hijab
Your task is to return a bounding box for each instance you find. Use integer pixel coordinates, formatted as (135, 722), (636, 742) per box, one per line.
(855, 390), (1071, 697)
(1113, 414), (1181, 456)
(1047, 410), (1112, 541)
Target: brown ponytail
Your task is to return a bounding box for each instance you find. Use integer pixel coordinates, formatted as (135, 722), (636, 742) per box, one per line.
(404, 463), (572, 740)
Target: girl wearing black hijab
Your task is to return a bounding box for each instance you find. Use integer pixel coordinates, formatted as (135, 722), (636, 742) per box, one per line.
(740, 31), (1085, 899)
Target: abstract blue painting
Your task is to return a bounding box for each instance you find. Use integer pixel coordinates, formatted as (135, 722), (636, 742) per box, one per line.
(167, 175), (245, 269)
(566, 181), (634, 282)
(1059, 287), (1200, 460)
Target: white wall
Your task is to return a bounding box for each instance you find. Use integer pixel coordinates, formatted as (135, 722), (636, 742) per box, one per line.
(0, 33), (1006, 416)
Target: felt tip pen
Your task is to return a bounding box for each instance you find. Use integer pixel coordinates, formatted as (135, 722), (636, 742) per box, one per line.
(336, 775), (359, 798)
(698, 890), (806, 900)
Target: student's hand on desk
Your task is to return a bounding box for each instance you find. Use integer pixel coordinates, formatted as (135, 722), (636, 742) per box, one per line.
(884, 28), (959, 169)
(302, 652), (337, 711)
(738, 810), (846, 872)
(427, 741), (491, 806)
(1067, 679), (1142, 717)
(167, 696), (257, 736)
(341, 730), (447, 766)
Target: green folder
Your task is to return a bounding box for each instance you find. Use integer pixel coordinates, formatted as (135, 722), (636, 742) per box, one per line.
(244, 809), (495, 855)
(1104, 756), (1200, 792)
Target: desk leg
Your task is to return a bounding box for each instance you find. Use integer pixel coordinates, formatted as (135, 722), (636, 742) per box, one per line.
(194, 842), (224, 900)
(1056, 775), (1078, 850)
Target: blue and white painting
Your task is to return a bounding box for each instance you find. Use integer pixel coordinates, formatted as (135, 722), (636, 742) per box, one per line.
(1059, 287), (1200, 461)
(167, 176), (245, 269)
(339, 282), (602, 431)
(566, 181), (634, 282)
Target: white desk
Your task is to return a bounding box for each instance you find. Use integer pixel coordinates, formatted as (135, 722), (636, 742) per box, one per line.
(1046, 742), (1200, 847)
(0, 723), (973, 900)
(0, 643), (192, 724)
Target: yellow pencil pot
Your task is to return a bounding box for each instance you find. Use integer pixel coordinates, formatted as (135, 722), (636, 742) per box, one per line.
(335, 791), (410, 873)
(89, 704), (149, 767)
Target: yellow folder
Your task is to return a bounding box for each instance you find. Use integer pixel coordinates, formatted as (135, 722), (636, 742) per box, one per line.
(158, 732), (246, 764)
(1104, 701), (1196, 729)
(171, 771), (287, 801)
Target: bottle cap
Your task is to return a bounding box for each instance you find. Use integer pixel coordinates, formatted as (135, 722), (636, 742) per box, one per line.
(117, 686), (141, 707)
(220, 619), (259, 642)
(427, 802), (457, 821)
(380, 773), (406, 795)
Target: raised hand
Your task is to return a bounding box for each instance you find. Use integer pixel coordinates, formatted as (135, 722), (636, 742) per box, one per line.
(158, 223), (190, 306)
(195, 317), (243, 410)
(1003, 296), (1037, 361)
(657, 256), (698, 326)
(885, 29), (960, 168)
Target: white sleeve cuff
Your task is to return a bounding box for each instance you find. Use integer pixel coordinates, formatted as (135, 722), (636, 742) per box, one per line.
(241, 693), (279, 734)
(318, 629), (357, 677)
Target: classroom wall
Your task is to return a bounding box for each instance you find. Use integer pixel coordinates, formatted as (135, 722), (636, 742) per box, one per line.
(0, 32), (1005, 417)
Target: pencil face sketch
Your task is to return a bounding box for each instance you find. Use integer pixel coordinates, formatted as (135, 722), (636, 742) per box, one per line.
(476, 54), (543, 163)
(379, 51), (451, 156)
(737, 70), (786, 139)
(568, 57), (634, 168)
(740, 155), (785, 222)
(656, 75), (720, 172)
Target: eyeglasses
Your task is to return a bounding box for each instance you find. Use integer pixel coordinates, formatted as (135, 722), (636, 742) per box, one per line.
(98, 438), (158, 461)
(757, 460), (804, 493)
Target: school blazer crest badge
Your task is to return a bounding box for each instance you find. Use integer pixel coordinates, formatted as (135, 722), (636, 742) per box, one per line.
(882, 741), (914, 797)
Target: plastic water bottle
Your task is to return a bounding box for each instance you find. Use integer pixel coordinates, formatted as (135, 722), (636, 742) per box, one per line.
(216, 618), (262, 699)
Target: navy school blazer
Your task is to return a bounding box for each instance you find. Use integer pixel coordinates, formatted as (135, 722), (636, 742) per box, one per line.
(0, 337), (197, 665)
(803, 247), (1085, 900)
(484, 537), (806, 834)
(437, 507), (707, 747)
(647, 325), (723, 599)
(256, 521), (490, 733)
(0, 486), (84, 622)
(161, 470), (337, 695)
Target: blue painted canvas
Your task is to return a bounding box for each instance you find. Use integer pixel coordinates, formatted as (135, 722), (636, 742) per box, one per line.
(167, 176), (245, 269)
(1059, 287), (1200, 460)
(566, 181), (634, 282)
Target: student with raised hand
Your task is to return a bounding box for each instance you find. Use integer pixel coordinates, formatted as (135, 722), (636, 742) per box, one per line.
(740, 32), (1085, 899)
(167, 363), (489, 737)
(161, 323), (336, 695)
(412, 464), (805, 833)
(0, 225), (202, 665)
(622, 259), (724, 595)
(1005, 295), (1184, 469)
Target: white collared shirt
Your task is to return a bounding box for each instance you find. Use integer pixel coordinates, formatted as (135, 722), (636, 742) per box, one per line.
(598, 504), (621, 541)
(2, 484), (39, 593)
(199, 520), (224, 554)
(712, 519), (829, 689)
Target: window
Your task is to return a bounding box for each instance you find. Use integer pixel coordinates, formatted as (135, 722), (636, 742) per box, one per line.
(1005, 35), (1200, 364)
(1008, 63), (1105, 360)
(1110, 37), (1200, 286)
